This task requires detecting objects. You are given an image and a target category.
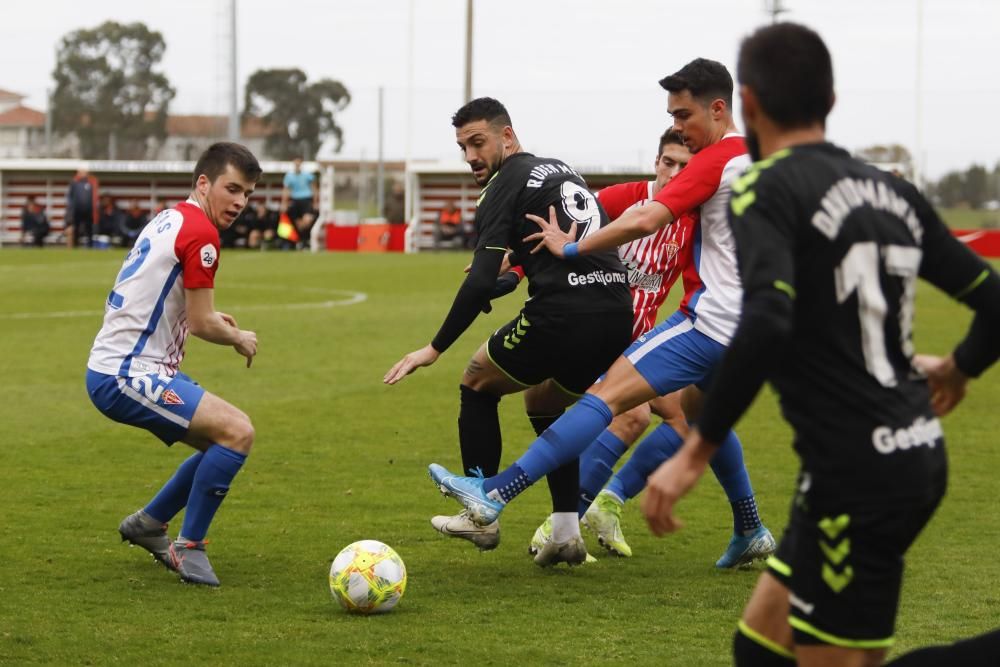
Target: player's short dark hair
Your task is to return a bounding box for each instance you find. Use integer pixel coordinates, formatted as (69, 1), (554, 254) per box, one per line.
(659, 58), (733, 108)
(451, 97), (512, 130)
(658, 129), (684, 154)
(737, 23), (834, 128)
(192, 142), (262, 188)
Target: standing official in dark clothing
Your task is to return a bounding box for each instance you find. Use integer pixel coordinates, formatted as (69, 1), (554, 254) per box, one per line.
(66, 168), (99, 248)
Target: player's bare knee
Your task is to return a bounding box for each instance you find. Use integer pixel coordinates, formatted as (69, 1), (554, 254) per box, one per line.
(614, 409), (650, 443)
(223, 418), (255, 454)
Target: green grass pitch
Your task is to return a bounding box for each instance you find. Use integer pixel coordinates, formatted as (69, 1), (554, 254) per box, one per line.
(1, 248), (997, 665)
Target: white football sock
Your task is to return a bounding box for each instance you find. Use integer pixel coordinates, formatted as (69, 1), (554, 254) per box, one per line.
(550, 512), (581, 543)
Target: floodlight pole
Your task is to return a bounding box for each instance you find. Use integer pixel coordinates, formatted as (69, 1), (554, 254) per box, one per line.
(44, 89), (53, 157)
(464, 0), (474, 102)
(405, 0), (415, 161)
(377, 86), (385, 218)
(228, 0), (239, 141)
(765, 0), (788, 23)
(914, 0), (924, 188)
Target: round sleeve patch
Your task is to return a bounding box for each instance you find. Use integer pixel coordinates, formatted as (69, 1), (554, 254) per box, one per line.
(200, 244), (218, 268)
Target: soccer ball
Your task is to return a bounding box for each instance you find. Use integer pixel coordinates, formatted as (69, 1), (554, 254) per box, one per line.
(329, 540), (407, 614)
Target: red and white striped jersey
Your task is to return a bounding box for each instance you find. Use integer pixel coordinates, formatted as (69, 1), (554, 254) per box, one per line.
(87, 199), (220, 377)
(654, 134), (750, 345)
(598, 181), (696, 340)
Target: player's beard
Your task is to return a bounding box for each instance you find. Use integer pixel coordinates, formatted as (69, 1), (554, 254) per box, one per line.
(745, 128), (762, 162)
(472, 156), (502, 186)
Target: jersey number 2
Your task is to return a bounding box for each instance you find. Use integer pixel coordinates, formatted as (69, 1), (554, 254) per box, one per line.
(108, 238), (152, 309)
(835, 242), (921, 387)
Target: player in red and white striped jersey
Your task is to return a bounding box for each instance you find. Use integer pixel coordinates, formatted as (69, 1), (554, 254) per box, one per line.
(529, 130), (697, 556)
(86, 143), (262, 587)
(600, 141), (697, 341)
(561, 64), (771, 566)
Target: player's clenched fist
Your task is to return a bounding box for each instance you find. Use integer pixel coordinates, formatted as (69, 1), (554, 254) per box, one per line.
(235, 330), (257, 367)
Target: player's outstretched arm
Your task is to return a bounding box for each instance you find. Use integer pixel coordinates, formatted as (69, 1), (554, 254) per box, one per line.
(185, 288), (258, 367)
(384, 344), (440, 385)
(524, 201), (674, 258)
(385, 248), (505, 385)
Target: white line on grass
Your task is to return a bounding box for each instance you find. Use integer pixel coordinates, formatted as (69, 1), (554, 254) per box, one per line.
(1, 289), (368, 320)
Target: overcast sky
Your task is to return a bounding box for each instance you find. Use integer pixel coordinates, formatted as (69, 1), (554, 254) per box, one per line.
(1, 0), (998, 179)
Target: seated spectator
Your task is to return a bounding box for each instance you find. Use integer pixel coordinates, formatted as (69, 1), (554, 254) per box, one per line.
(435, 201), (468, 249)
(20, 196), (50, 247)
(119, 200), (148, 248)
(243, 201), (278, 250)
(97, 195), (124, 247)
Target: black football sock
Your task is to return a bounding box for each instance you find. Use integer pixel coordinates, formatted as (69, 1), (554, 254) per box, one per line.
(529, 412), (577, 514)
(458, 384), (502, 477)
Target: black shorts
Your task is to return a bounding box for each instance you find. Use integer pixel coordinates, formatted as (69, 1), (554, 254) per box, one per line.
(486, 308), (632, 395)
(768, 470), (945, 649)
(288, 197), (313, 221)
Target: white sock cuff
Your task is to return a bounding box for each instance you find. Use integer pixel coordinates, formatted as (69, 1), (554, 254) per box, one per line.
(551, 512), (581, 543)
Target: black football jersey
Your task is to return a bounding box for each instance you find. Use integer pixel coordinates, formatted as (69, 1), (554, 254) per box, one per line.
(474, 153), (630, 315)
(729, 143), (990, 498)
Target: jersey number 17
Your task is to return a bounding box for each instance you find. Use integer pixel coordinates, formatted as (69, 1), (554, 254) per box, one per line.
(835, 241), (921, 387)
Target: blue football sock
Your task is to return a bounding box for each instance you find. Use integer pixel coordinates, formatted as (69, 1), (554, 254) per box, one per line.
(179, 444), (246, 542)
(484, 394), (613, 504)
(529, 412), (578, 513)
(485, 463), (531, 503)
(606, 422), (683, 501)
(144, 451), (204, 524)
(578, 430), (628, 515)
(708, 430), (761, 534)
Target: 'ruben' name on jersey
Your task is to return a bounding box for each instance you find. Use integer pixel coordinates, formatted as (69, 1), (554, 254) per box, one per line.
(527, 162), (583, 188)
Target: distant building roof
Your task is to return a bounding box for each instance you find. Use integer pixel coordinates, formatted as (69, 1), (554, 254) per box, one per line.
(319, 158), (406, 170)
(0, 101), (275, 137)
(164, 114), (272, 139)
(0, 105), (45, 128)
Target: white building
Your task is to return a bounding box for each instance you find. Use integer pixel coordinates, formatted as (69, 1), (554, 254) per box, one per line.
(0, 88), (45, 159)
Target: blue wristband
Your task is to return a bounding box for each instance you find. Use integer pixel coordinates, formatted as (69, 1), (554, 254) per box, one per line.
(563, 241), (579, 258)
